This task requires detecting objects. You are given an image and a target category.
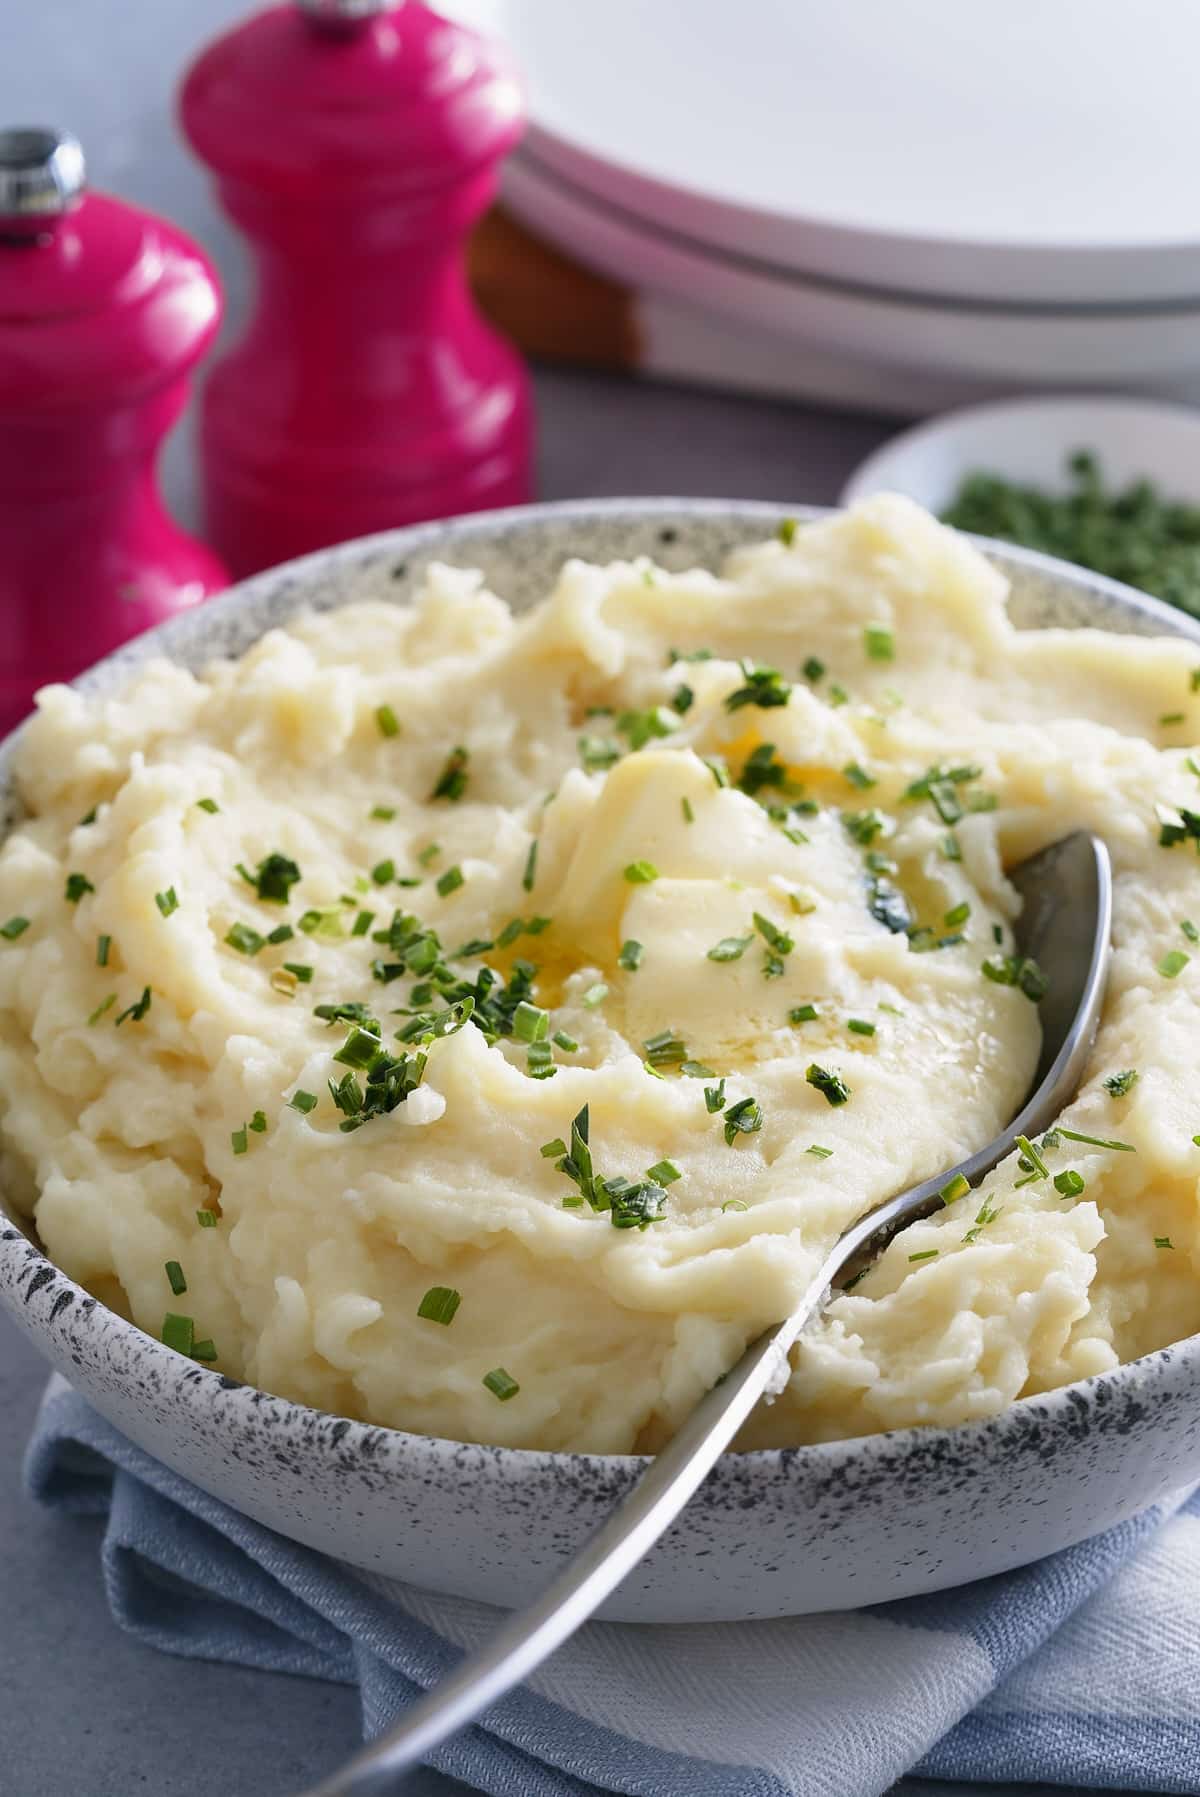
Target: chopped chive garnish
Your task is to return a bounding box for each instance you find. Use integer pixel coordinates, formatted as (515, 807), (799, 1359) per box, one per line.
(0, 916), (29, 940)
(87, 994), (116, 1025)
(231, 1126), (248, 1155)
(372, 859), (395, 886)
(940, 1173), (970, 1205)
(1161, 712), (1186, 726)
(806, 1063), (851, 1106)
(643, 1027), (686, 1067)
(842, 762), (876, 790)
(1156, 1236), (1175, 1249)
(1159, 948), (1190, 979)
(165, 1260), (187, 1296)
(540, 1137), (567, 1159)
(806, 1143), (834, 1159)
(704, 1080), (727, 1113)
(864, 624), (894, 662)
(582, 983), (608, 1008)
(681, 797), (695, 824)
(298, 908), (346, 940)
(225, 922), (265, 956)
(789, 1003), (819, 1024)
(722, 1198), (749, 1212)
(162, 1313), (194, 1356)
(436, 865), (464, 898)
(417, 1286), (461, 1326)
(618, 939), (644, 971)
(191, 1340), (218, 1362)
(522, 840), (538, 892)
(943, 901), (970, 929)
(1054, 1169), (1085, 1197)
(909, 1249), (938, 1263)
(1104, 1069), (1139, 1097)
(828, 683), (849, 706)
(196, 797), (220, 814)
(513, 1001), (549, 1043)
(64, 873), (94, 904)
(1055, 1127), (1136, 1152)
(562, 1194), (585, 1208)
(288, 1090), (319, 1113)
(752, 912), (793, 955)
(1184, 920), (1200, 943)
(802, 656), (825, 683)
(243, 853), (301, 904)
(552, 1030), (578, 1052)
(249, 1110), (267, 1133)
(777, 517), (798, 546)
(93, 931), (111, 964)
(267, 924), (294, 945)
(723, 1095), (763, 1145)
(847, 1018), (876, 1037)
(430, 745), (469, 801)
(725, 661), (791, 712)
(417, 843), (440, 867)
(375, 704), (400, 738)
(482, 1367), (520, 1401)
(623, 859), (659, 884)
(646, 1159), (682, 1185)
(579, 735), (621, 772)
(843, 808), (887, 846)
(196, 1209), (218, 1228)
(369, 804), (396, 821)
(352, 911), (374, 937)
(981, 953), (1048, 1001)
(115, 986), (151, 1025)
(940, 832), (962, 862)
(707, 934), (753, 963)
(334, 1025), (385, 1069)
(283, 962), (313, 983)
(1015, 1132), (1049, 1181)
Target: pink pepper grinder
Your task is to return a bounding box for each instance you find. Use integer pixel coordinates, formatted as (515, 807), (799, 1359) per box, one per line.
(0, 128), (227, 736)
(179, 0), (534, 578)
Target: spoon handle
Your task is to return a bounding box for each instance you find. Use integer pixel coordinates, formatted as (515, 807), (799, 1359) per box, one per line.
(299, 1282), (827, 1796)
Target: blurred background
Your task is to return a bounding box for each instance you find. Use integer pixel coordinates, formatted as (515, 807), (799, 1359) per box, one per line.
(19, 0), (1200, 542)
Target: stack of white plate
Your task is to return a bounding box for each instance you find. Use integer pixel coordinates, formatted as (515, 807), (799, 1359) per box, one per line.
(447, 0), (1200, 413)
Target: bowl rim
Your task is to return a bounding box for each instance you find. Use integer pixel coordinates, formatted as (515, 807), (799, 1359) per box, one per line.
(5, 491), (1200, 1486)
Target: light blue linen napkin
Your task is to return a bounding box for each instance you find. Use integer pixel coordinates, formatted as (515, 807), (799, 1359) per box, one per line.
(25, 1373), (1200, 1797)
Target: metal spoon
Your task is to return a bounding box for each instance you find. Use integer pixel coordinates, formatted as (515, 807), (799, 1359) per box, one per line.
(303, 831), (1112, 1797)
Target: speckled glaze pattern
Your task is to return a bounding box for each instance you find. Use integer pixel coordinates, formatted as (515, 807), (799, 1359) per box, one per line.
(4, 498), (1200, 1625)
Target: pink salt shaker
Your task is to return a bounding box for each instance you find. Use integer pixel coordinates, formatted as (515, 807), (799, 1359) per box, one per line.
(0, 128), (227, 737)
(179, 0), (534, 578)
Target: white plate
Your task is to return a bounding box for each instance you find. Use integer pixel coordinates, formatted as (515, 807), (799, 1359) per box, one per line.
(501, 152), (1200, 390)
(840, 396), (1200, 512)
(451, 0), (1200, 307)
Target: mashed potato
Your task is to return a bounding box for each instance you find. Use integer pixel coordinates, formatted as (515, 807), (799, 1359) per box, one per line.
(2, 496), (1199, 1452)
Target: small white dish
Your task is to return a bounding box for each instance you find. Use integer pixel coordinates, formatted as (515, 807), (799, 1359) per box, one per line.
(840, 396), (1200, 513)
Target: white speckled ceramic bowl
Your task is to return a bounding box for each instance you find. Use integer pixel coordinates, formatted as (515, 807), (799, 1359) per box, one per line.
(4, 499), (1200, 1624)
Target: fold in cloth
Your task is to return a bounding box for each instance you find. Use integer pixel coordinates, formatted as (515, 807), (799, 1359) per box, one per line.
(25, 1375), (1200, 1797)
